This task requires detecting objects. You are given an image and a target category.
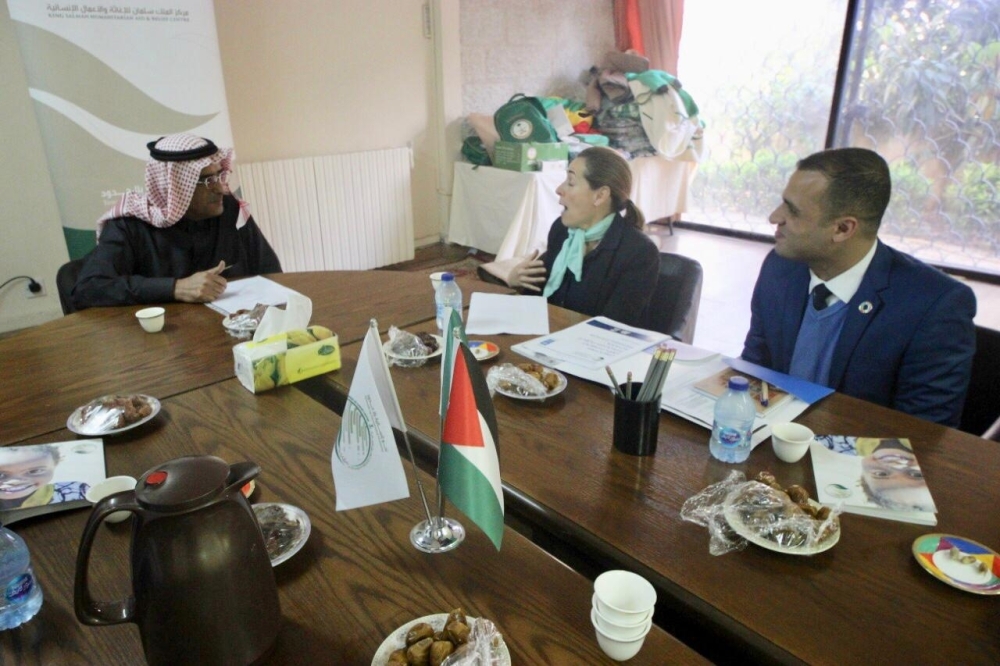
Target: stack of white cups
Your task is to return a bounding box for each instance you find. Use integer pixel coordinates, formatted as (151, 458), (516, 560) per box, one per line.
(591, 570), (657, 661)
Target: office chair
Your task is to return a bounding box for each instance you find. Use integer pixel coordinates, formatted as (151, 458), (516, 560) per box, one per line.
(56, 253), (90, 315)
(959, 325), (1000, 439)
(643, 252), (703, 344)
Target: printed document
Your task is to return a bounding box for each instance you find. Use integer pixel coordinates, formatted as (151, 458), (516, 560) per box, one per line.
(466, 293), (549, 335)
(511, 317), (668, 370)
(207, 276), (303, 315)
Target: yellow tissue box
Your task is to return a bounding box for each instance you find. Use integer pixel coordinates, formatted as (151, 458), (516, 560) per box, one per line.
(233, 326), (341, 393)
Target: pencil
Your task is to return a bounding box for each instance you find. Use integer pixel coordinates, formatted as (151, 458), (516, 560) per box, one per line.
(606, 366), (625, 399)
(761, 381), (770, 407)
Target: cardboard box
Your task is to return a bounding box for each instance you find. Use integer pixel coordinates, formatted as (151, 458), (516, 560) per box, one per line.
(234, 326), (341, 393)
(493, 141), (569, 172)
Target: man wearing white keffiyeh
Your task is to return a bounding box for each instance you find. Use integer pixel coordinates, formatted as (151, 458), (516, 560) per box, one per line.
(72, 134), (281, 309)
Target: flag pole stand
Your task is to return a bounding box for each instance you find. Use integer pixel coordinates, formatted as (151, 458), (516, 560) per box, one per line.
(410, 315), (466, 553)
(409, 515), (465, 553)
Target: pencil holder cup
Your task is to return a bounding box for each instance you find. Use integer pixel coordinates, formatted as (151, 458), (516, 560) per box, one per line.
(613, 384), (660, 456)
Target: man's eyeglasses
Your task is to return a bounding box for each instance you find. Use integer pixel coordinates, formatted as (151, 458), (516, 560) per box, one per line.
(195, 170), (230, 188)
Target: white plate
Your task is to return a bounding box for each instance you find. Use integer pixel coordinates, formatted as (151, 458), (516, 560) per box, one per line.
(495, 368), (568, 401)
(723, 489), (840, 556)
(371, 613), (510, 666)
(67, 395), (161, 436)
(252, 502), (311, 567)
(382, 334), (445, 362)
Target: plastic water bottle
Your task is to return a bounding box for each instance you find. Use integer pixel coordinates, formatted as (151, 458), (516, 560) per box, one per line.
(435, 272), (463, 332)
(709, 376), (755, 463)
(0, 525), (43, 630)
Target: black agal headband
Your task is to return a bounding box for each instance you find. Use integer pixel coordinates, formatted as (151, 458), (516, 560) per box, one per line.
(147, 137), (219, 162)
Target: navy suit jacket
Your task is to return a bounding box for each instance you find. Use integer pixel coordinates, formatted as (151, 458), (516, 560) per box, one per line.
(742, 242), (976, 427)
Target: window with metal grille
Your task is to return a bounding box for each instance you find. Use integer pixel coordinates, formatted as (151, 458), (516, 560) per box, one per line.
(679, 0), (1000, 277)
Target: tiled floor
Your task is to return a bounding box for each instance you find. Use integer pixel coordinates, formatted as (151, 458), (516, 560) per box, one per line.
(645, 224), (770, 355)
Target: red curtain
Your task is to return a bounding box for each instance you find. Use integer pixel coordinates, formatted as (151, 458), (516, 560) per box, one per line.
(613, 0), (685, 77)
(613, 0), (645, 55)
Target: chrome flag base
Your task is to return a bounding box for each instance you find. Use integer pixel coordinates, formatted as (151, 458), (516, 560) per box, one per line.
(410, 517), (465, 553)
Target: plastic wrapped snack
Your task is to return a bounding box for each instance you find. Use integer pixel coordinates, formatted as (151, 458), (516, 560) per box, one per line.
(385, 326), (439, 368)
(224, 303), (271, 339)
(440, 618), (506, 666)
(681, 471), (841, 556)
(485, 363), (549, 398)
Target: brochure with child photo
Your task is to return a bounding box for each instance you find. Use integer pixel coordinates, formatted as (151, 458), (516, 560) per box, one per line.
(0, 440), (106, 525)
(692, 367), (791, 416)
(810, 436), (937, 526)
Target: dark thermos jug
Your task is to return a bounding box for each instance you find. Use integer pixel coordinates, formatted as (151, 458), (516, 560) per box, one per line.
(74, 456), (280, 666)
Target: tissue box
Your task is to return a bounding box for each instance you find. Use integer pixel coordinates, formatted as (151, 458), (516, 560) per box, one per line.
(493, 141), (569, 172)
(233, 326), (341, 393)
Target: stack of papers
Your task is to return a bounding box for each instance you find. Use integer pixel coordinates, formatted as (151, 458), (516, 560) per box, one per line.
(511, 317), (831, 448)
(207, 276), (304, 316)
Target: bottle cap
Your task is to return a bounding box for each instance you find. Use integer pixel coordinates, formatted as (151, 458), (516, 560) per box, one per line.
(728, 376), (749, 391)
(441, 272), (455, 281)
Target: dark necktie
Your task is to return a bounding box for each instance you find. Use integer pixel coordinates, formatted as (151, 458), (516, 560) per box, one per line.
(812, 283), (832, 311)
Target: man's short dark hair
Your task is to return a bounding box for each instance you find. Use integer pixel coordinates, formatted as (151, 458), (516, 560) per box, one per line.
(797, 148), (891, 234)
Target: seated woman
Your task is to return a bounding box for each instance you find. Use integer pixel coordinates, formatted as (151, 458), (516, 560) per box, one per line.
(509, 146), (659, 327)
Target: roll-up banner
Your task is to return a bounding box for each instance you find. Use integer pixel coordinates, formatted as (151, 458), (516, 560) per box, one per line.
(7, 0), (233, 258)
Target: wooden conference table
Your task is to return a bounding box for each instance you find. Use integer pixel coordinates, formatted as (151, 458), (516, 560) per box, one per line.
(315, 308), (1000, 665)
(5, 380), (698, 664)
(5, 270), (998, 664)
(0, 271), (506, 446)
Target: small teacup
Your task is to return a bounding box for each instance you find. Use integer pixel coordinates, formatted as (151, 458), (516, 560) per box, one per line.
(591, 604), (652, 640)
(592, 614), (653, 661)
(771, 422), (815, 463)
(135, 307), (165, 333)
(85, 475), (137, 523)
(429, 271), (446, 292)
(593, 570), (657, 624)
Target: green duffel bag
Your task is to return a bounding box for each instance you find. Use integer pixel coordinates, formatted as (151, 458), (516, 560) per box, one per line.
(461, 136), (491, 166)
(494, 93), (559, 143)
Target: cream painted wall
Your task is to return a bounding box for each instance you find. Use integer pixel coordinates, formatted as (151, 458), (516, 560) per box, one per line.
(214, 0), (443, 246)
(0, 9), (68, 334)
(460, 0), (615, 115)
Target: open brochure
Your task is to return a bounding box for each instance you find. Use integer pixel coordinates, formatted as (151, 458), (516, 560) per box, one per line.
(511, 317), (822, 448)
(810, 436), (937, 526)
(692, 368), (791, 417)
(0, 440), (106, 524)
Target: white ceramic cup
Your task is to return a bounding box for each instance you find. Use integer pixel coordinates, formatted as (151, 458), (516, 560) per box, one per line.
(135, 307), (165, 333)
(429, 271), (446, 292)
(592, 614), (653, 661)
(771, 422), (815, 463)
(593, 570), (657, 624)
(85, 475), (138, 523)
(590, 604), (652, 640)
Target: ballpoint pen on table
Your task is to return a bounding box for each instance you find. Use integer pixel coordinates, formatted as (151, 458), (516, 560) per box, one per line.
(761, 381), (770, 407)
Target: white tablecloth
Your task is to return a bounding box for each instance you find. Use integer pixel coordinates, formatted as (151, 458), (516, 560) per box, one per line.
(447, 158), (697, 261)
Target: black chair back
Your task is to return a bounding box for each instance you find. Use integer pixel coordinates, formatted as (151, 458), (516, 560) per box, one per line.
(56, 255), (89, 315)
(960, 325), (1000, 438)
(643, 253), (703, 344)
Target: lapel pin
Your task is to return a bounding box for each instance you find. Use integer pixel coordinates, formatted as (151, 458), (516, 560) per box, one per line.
(859, 301), (873, 314)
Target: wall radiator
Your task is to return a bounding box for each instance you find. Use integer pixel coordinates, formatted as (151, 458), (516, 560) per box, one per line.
(235, 147), (415, 271)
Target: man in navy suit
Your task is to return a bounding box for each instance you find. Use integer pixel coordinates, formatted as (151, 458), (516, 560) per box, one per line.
(742, 148), (976, 427)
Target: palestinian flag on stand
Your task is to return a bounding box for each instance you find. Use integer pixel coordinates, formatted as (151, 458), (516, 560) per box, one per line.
(438, 324), (503, 551)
